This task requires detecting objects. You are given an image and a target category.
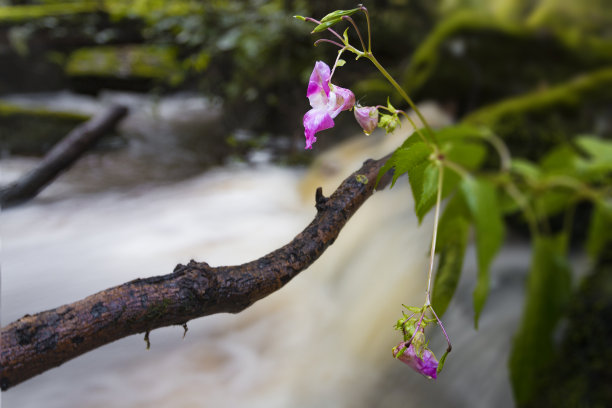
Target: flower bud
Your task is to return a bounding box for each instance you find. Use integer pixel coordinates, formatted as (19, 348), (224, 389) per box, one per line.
(378, 113), (400, 133)
(354, 105), (379, 135)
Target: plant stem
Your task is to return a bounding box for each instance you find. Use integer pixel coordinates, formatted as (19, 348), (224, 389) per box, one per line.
(425, 163), (444, 305)
(367, 54), (436, 143)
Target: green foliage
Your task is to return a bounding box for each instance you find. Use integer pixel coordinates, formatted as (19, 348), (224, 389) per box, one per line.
(432, 193), (470, 316)
(509, 234), (572, 405)
(586, 200), (612, 260)
(460, 177), (505, 327)
(377, 136), (431, 188)
(312, 7), (361, 33)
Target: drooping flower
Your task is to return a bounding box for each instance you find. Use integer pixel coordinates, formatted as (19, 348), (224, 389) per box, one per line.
(353, 104), (379, 135)
(392, 342), (439, 379)
(303, 61), (355, 149)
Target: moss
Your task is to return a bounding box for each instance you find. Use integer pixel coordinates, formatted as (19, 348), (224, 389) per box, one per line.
(401, 10), (612, 114)
(65, 45), (183, 84)
(0, 102), (90, 155)
(462, 68), (612, 158)
(143, 299), (172, 322)
(0, 3), (100, 23)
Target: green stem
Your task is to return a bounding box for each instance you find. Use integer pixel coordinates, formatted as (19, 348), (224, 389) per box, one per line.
(397, 110), (433, 149)
(425, 162), (444, 305)
(367, 54), (436, 143)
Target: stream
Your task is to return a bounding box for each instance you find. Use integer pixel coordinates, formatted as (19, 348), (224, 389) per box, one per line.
(2, 94), (527, 407)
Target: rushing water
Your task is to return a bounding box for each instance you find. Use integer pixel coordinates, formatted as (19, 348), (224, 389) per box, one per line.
(2, 95), (526, 407)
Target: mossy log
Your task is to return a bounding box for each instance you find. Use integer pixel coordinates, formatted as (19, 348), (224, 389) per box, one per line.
(0, 102), (90, 155)
(463, 67), (612, 159)
(400, 11), (612, 115)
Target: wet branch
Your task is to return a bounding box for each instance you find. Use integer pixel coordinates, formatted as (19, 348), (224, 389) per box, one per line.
(0, 105), (128, 208)
(0, 153), (393, 390)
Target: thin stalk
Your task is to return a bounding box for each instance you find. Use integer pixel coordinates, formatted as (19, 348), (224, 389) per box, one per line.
(428, 305), (452, 351)
(442, 158), (470, 178)
(367, 54), (436, 143)
(425, 163), (444, 304)
(330, 48), (346, 78)
(304, 17), (344, 43)
(505, 182), (539, 236)
(486, 131), (511, 172)
(397, 110), (434, 150)
(359, 5), (372, 53)
(342, 16), (366, 52)
(314, 38), (344, 49)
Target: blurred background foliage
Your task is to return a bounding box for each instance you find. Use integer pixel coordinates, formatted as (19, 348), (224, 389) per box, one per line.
(1, 0), (611, 153)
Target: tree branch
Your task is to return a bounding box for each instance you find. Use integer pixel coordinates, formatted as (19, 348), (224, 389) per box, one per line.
(0, 105), (128, 208)
(0, 153), (393, 390)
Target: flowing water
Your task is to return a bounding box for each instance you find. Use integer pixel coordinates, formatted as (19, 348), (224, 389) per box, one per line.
(2, 94), (529, 407)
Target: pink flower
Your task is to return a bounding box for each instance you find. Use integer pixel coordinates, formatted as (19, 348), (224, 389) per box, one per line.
(303, 61), (355, 149)
(392, 342), (439, 379)
(354, 104), (379, 135)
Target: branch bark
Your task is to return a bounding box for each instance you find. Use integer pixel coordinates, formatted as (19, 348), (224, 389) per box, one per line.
(0, 153), (393, 390)
(0, 105), (128, 208)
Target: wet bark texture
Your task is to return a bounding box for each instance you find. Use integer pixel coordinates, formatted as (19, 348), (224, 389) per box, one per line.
(0, 104), (128, 208)
(0, 154), (393, 390)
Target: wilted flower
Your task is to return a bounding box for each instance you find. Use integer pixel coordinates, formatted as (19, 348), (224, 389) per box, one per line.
(392, 342), (439, 379)
(354, 104), (379, 135)
(303, 61), (355, 149)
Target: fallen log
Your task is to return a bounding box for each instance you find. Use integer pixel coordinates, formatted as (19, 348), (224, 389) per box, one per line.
(0, 104), (128, 208)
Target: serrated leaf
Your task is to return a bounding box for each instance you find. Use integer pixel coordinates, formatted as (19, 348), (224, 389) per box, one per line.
(414, 162), (440, 222)
(509, 235), (572, 405)
(376, 141), (430, 188)
(320, 7), (361, 23)
(586, 200), (612, 259)
(460, 177), (505, 328)
(432, 193), (470, 316)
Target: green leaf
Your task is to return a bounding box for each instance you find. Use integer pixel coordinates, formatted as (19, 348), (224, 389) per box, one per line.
(436, 347), (451, 375)
(509, 235), (572, 405)
(312, 7), (361, 32)
(586, 200), (612, 260)
(511, 158), (541, 182)
(460, 177), (505, 328)
(414, 162), (440, 222)
(432, 193), (470, 316)
(293, 15), (306, 21)
(442, 140), (487, 171)
(312, 20), (339, 33)
(320, 7), (361, 23)
(575, 135), (612, 164)
(540, 145), (578, 174)
(434, 124), (488, 143)
(376, 140), (431, 188)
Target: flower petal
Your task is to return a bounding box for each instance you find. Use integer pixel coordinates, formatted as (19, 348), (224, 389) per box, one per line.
(328, 85), (355, 117)
(307, 61), (331, 98)
(392, 342), (439, 379)
(303, 108), (334, 149)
